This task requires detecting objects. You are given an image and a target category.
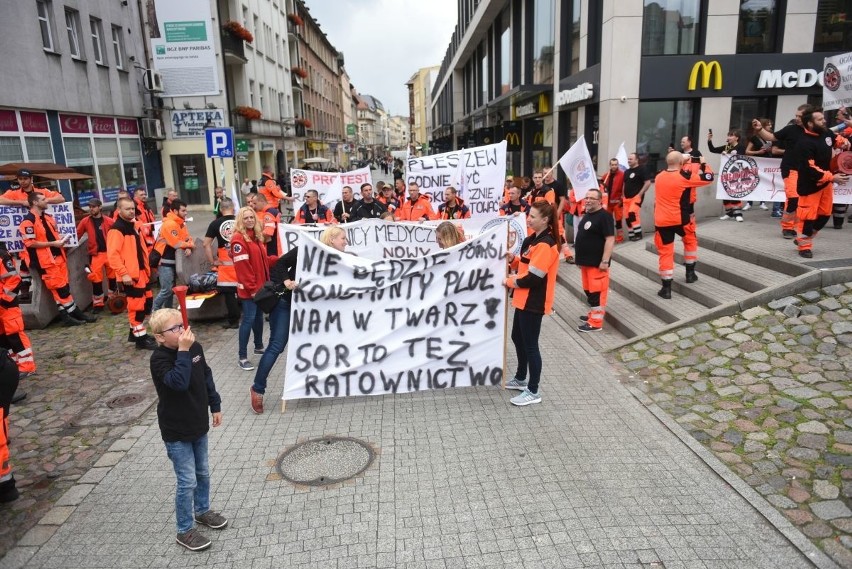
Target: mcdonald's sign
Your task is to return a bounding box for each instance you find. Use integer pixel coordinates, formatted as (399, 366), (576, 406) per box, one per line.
(531, 119), (544, 150)
(503, 120), (521, 151)
(688, 60), (722, 91)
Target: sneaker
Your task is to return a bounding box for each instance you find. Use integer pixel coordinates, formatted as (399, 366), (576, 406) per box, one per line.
(175, 528), (211, 552)
(782, 229), (796, 239)
(719, 214), (730, 220)
(577, 323), (602, 333)
(735, 216), (744, 222)
(742, 203), (751, 211)
(238, 359), (255, 371)
(253, 346), (265, 355)
(770, 212), (783, 218)
(505, 377), (528, 391)
(579, 315), (589, 322)
(759, 203), (768, 210)
(250, 386), (264, 414)
(11, 389), (27, 404)
(510, 389), (541, 406)
(798, 249), (813, 259)
(135, 336), (157, 350)
(195, 510), (228, 529)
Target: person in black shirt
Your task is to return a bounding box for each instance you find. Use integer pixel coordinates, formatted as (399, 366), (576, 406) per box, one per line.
(574, 189), (614, 332)
(623, 153), (651, 241)
(333, 186), (357, 223)
(202, 198), (240, 328)
(707, 128), (747, 221)
(351, 183), (386, 220)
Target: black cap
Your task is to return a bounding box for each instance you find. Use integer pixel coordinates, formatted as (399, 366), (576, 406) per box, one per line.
(17, 168), (32, 178)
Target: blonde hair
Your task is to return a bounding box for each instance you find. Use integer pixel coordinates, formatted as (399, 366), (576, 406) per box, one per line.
(319, 226), (345, 247)
(148, 308), (182, 336)
(234, 206), (263, 243)
(436, 221), (464, 249)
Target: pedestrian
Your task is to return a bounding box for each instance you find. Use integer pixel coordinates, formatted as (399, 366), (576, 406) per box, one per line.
(393, 178), (406, 200)
(623, 153), (651, 241)
(212, 187), (225, 218)
(148, 308), (227, 552)
(0, 244), (35, 389)
(653, 151), (715, 299)
(574, 188), (614, 332)
(503, 201), (560, 406)
(108, 197), (157, 349)
(680, 135), (702, 160)
(707, 128), (747, 221)
(293, 190), (335, 224)
(437, 187), (471, 219)
(134, 187), (157, 251)
(435, 221), (464, 248)
(351, 183), (387, 220)
(333, 186), (357, 223)
(500, 186), (530, 216)
(76, 199), (116, 312)
(231, 206), (269, 371)
(395, 182), (435, 221)
(600, 159), (625, 242)
(0, 350), (20, 502)
(376, 184), (400, 214)
(252, 193), (282, 257)
(19, 193), (96, 326)
(259, 165), (287, 210)
(152, 200), (194, 312)
(161, 188), (178, 219)
(202, 198), (240, 328)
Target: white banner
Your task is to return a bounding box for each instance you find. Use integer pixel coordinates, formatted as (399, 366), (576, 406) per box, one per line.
(148, 0), (220, 97)
(558, 135), (598, 200)
(289, 167), (373, 215)
(823, 52), (852, 111)
(715, 154), (852, 204)
(405, 141), (507, 217)
(283, 226), (509, 401)
(277, 215), (527, 259)
(0, 203), (79, 253)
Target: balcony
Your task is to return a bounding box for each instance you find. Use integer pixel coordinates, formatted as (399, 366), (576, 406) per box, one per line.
(221, 33), (247, 65)
(287, 21), (302, 39)
(291, 74), (303, 91)
(232, 115), (284, 137)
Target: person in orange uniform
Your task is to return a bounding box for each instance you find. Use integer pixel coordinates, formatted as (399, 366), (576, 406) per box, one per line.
(203, 198), (240, 328)
(0, 244), (36, 381)
(134, 187), (157, 251)
(623, 153), (651, 241)
(108, 197), (157, 350)
(437, 187), (471, 219)
(395, 182), (435, 221)
(19, 193), (96, 326)
(527, 171), (555, 205)
(259, 164), (291, 210)
(293, 190), (335, 224)
(653, 151), (715, 299)
(500, 186), (529, 216)
(376, 184), (400, 214)
(152, 200), (194, 311)
(574, 189), (615, 332)
(252, 193), (282, 257)
(503, 201), (560, 407)
(0, 350), (21, 502)
(0, 169), (65, 299)
(76, 199), (116, 312)
(600, 159), (625, 242)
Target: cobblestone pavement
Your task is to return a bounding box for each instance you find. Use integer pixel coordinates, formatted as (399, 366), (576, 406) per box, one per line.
(614, 282), (852, 568)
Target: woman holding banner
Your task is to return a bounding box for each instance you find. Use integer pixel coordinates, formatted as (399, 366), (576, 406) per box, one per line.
(503, 202), (560, 407)
(249, 226), (349, 414)
(435, 222), (465, 249)
(231, 207), (268, 372)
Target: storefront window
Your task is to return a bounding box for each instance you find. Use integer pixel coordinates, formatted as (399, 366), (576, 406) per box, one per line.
(637, 100), (696, 172)
(120, 138), (144, 192)
(25, 137), (53, 162)
(94, 138), (122, 202)
(63, 137), (98, 203)
(736, 0), (780, 53)
(0, 137), (23, 163)
(642, 0), (702, 55)
(533, 0), (555, 84)
(814, 0), (852, 51)
(729, 97), (774, 136)
(172, 154), (209, 205)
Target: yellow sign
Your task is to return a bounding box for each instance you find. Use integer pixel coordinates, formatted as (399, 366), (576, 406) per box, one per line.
(533, 131), (544, 146)
(505, 132), (520, 146)
(688, 60), (722, 91)
(538, 93), (549, 114)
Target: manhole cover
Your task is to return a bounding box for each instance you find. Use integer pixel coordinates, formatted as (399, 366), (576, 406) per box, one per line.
(105, 394), (145, 408)
(276, 437), (374, 486)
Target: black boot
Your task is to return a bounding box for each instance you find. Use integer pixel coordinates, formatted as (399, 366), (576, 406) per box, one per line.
(685, 263), (698, 283)
(59, 310), (84, 327)
(0, 476), (19, 503)
(135, 335), (157, 350)
(71, 307), (97, 323)
(658, 279), (672, 299)
(11, 388), (27, 404)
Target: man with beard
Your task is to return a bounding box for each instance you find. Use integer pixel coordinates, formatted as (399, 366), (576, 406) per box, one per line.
(333, 186), (357, 223)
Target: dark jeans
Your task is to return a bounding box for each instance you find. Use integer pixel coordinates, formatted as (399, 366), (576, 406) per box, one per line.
(511, 309), (544, 394)
(218, 286), (240, 324)
(252, 296), (291, 394)
(238, 298), (264, 359)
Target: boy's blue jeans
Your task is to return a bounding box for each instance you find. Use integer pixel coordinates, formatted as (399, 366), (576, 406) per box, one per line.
(164, 434), (210, 534)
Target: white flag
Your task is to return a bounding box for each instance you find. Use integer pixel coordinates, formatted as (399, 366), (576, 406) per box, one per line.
(616, 142), (629, 170)
(558, 135), (598, 200)
(231, 179), (241, 208)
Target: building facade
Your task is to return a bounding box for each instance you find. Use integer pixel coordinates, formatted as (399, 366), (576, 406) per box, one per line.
(0, 0), (152, 205)
(431, 0), (845, 219)
(406, 66), (440, 155)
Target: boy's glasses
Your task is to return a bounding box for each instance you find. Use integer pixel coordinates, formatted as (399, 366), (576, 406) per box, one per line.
(162, 323), (184, 335)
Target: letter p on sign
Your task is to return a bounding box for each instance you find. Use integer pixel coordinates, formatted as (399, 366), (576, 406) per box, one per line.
(206, 127), (235, 158)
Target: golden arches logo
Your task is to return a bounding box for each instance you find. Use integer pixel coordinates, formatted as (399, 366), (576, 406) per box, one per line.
(688, 60), (722, 91)
(505, 132), (520, 146)
(533, 131), (544, 145)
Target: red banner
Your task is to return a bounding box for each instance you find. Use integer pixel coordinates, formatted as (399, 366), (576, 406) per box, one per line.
(20, 111), (49, 133)
(59, 113), (89, 134)
(116, 118), (139, 135)
(91, 117), (116, 134)
(0, 110), (17, 132)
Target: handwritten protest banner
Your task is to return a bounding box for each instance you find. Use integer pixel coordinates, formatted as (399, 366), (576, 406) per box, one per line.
(0, 202), (79, 253)
(278, 215), (527, 259)
(282, 225), (509, 401)
(716, 154), (852, 205)
(406, 141), (507, 217)
(289, 167), (373, 214)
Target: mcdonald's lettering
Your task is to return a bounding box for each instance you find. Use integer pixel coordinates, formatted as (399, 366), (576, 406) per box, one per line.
(533, 131), (544, 145)
(687, 60), (722, 91)
(505, 132), (521, 146)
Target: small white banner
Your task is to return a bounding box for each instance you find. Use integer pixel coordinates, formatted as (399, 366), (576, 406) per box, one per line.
(289, 167), (373, 215)
(282, 225), (509, 401)
(0, 202), (79, 253)
(715, 154), (852, 204)
(823, 52), (852, 111)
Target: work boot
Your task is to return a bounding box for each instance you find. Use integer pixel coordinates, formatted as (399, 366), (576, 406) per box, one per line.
(59, 310), (84, 327)
(135, 335), (157, 350)
(685, 263), (698, 283)
(11, 389), (27, 404)
(71, 307), (97, 323)
(0, 476), (19, 503)
(657, 279), (672, 299)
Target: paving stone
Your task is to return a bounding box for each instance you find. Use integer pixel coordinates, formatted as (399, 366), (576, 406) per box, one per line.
(791, 324), (812, 335)
(788, 447), (820, 461)
(831, 322), (852, 335)
(823, 284), (848, 296)
(769, 296), (800, 310)
(784, 387), (823, 400)
(722, 430), (744, 446)
(809, 397), (837, 409)
(677, 413), (702, 423)
(832, 518), (852, 532)
(717, 386), (743, 397)
(38, 506), (76, 525)
(801, 521), (834, 539)
(711, 368), (735, 377)
(796, 434), (828, 450)
(816, 342), (837, 355)
(727, 332), (752, 343)
(783, 304), (802, 318)
(706, 356), (730, 367)
(660, 333), (679, 343)
(800, 334), (816, 346)
(771, 378), (802, 391)
(826, 454), (852, 467)
(800, 290), (822, 301)
(797, 421), (830, 434)
(744, 351), (769, 362)
(819, 298), (842, 311)
(810, 500), (852, 520)
(747, 363), (773, 373)
(55, 485), (94, 507)
(785, 509), (814, 525)
(712, 316), (736, 327)
(836, 431), (852, 445)
(743, 440), (766, 453)
(677, 326), (697, 338)
(813, 480), (840, 500)
(801, 305), (823, 317)
(767, 342), (790, 354)
(765, 494), (797, 509)
(787, 487), (811, 503)
(710, 410), (737, 423)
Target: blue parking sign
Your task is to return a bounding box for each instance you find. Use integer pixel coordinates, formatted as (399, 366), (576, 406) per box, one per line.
(205, 128), (234, 158)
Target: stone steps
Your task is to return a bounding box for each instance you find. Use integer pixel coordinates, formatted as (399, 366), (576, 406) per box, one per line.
(550, 285), (627, 352)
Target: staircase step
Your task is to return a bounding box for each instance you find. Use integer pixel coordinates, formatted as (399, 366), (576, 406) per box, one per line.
(611, 246), (752, 308)
(550, 287), (628, 352)
(697, 234), (811, 278)
(557, 263), (668, 338)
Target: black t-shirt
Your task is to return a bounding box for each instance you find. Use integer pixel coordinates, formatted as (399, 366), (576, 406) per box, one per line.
(351, 199), (386, 220)
(623, 167), (648, 199)
(773, 124), (804, 173)
(575, 208), (614, 267)
(204, 214), (235, 250)
(547, 178), (567, 200)
(91, 216), (107, 252)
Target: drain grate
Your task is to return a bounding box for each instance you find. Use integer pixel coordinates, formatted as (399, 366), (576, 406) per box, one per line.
(276, 437), (374, 486)
(105, 394), (145, 408)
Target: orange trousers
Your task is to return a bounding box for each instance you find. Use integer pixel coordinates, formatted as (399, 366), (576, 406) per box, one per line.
(0, 306), (35, 373)
(0, 352), (18, 479)
(609, 201), (624, 242)
(655, 224), (697, 280)
(40, 263), (76, 312)
(781, 171), (799, 232)
(580, 265), (610, 329)
(796, 187), (833, 252)
(125, 272), (152, 337)
(87, 252), (116, 308)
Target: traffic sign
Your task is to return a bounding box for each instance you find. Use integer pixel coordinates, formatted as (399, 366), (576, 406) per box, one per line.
(205, 127), (235, 158)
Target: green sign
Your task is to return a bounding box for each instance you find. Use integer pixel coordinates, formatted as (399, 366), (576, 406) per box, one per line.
(185, 177), (199, 190)
(156, 45), (166, 55)
(235, 139), (249, 152)
(164, 21), (207, 42)
(346, 123), (357, 136)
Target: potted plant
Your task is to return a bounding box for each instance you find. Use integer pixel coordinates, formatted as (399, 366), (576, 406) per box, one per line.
(222, 20), (254, 43)
(292, 67), (309, 79)
(235, 106), (262, 120)
(287, 13), (304, 26)
(296, 118), (312, 128)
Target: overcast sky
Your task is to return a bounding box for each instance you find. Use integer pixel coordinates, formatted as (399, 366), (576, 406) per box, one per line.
(305, 0), (458, 117)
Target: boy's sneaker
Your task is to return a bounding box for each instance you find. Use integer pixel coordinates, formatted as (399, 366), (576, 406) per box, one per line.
(253, 346), (265, 355)
(195, 510), (228, 529)
(759, 203), (769, 210)
(238, 359), (255, 371)
(176, 528), (211, 551)
(505, 377), (528, 391)
(510, 389), (541, 406)
(577, 323), (602, 333)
